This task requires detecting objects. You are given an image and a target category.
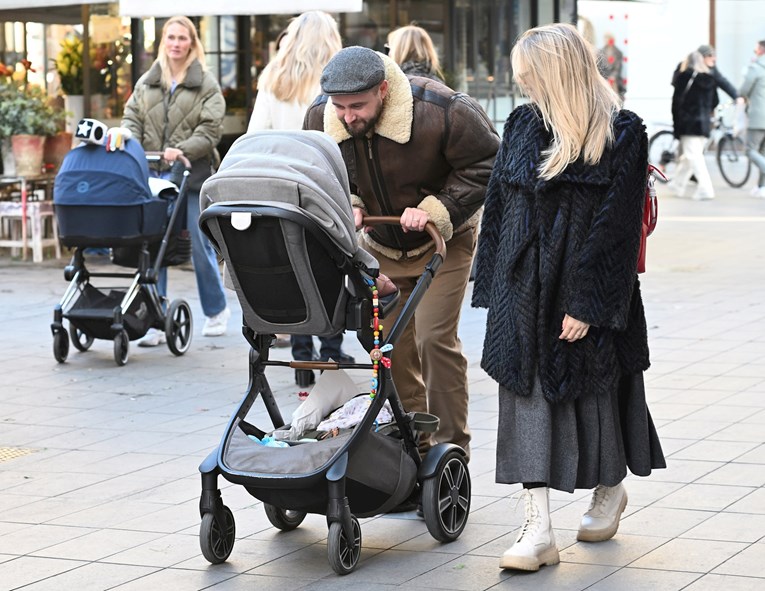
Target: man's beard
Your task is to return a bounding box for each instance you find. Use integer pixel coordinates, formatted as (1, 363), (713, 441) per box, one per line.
(342, 117), (378, 139)
(341, 110), (381, 139)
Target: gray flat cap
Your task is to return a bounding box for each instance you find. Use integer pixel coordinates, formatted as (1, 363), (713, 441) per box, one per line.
(320, 46), (386, 95)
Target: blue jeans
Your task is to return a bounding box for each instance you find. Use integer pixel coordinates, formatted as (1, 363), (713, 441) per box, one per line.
(291, 333), (345, 361)
(158, 188), (227, 318)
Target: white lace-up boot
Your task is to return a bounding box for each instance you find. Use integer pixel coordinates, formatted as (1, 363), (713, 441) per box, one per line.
(499, 487), (560, 571)
(577, 482), (628, 542)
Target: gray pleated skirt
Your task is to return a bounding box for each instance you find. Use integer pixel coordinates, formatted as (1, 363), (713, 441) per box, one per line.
(496, 372), (666, 493)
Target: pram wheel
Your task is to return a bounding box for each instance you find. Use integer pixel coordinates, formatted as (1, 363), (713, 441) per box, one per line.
(69, 323), (94, 352)
(421, 450), (471, 542)
(327, 516), (361, 575)
(200, 505), (236, 564)
(165, 299), (193, 356)
(53, 329), (69, 363)
(263, 504), (307, 531)
(113, 329), (129, 366)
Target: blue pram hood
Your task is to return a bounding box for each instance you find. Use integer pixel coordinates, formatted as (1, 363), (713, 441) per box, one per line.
(54, 139), (152, 206)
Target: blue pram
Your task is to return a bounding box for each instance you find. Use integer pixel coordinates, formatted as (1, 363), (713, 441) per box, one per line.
(50, 138), (193, 366)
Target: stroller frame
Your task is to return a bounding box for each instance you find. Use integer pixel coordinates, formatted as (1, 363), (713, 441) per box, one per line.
(51, 158), (194, 366)
(196, 204), (471, 575)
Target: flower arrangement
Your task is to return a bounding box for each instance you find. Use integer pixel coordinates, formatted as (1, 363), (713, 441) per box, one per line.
(0, 60), (59, 137)
(54, 35), (109, 96)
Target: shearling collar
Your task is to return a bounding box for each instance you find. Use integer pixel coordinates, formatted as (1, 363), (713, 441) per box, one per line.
(322, 53), (414, 145)
(143, 59), (204, 89)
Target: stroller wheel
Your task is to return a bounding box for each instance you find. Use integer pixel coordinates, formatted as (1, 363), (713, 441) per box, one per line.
(421, 450), (471, 542)
(69, 323), (94, 352)
(165, 299), (193, 356)
(53, 329), (69, 363)
(200, 505), (236, 564)
(263, 503), (307, 531)
(113, 329), (129, 366)
(327, 516), (361, 575)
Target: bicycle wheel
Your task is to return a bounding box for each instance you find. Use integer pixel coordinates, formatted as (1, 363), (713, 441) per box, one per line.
(648, 130), (676, 182)
(717, 134), (751, 188)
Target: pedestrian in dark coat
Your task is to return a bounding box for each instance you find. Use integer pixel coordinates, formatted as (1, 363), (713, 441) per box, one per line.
(668, 45), (741, 200)
(472, 23), (665, 573)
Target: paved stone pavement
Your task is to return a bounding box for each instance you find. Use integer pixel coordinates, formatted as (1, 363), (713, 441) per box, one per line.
(1, 162), (764, 590)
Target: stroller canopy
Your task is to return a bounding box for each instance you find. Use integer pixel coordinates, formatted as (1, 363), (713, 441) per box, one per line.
(54, 139), (152, 206)
(200, 130), (361, 260)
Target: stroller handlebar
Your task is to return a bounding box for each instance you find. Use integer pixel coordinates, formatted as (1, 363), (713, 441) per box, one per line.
(145, 151), (192, 171)
(361, 216), (446, 260)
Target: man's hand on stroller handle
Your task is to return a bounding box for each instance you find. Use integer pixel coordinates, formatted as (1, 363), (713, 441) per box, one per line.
(353, 206), (431, 234)
(400, 207), (430, 233)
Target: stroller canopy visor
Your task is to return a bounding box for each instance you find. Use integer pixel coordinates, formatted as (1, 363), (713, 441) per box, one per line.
(201, 130), (362, 260)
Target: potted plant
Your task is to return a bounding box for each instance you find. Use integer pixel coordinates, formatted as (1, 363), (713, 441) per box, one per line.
(54, 35), (110, 133)
(0, 60), (59, 176)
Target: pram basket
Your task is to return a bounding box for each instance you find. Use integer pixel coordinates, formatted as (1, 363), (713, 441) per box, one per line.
(195, 130), (471, 575)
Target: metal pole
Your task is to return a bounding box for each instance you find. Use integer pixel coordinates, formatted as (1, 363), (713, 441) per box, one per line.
(81, 4), (91, 117)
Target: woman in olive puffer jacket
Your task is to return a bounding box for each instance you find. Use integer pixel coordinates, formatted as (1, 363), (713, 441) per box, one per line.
(122, 15), (230, 344)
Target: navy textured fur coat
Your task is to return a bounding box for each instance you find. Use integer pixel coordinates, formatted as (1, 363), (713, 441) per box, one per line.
(472, 104), (650, 404)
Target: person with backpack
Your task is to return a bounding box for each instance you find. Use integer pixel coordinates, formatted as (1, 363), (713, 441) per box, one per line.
(471, 23), (665, 572)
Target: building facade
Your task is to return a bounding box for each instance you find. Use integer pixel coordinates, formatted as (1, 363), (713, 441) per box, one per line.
(0, 0), (575, 148)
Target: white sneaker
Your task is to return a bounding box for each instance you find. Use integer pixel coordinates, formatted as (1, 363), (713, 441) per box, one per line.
(137, 328), (166, 347)
(202, 307), (230, 337)
(577, 482), (628, 542)
(499, 488), (560, 571)
(750, 186), (765, 198)
(692, 191), (715, 201)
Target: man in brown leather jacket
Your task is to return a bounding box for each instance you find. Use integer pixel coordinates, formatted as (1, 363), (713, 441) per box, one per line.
(304, 46), (499, 458)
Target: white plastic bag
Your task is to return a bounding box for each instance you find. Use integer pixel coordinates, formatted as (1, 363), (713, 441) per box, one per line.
(272, 368), (358, 440)
(733, 102), (748, 138)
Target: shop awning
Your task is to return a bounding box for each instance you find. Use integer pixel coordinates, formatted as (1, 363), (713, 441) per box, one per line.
(118, 0), (363, 17)
(0, 1), (102, 24)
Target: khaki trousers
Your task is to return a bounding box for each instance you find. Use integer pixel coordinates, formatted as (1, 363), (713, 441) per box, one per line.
(370, 227), (476, 458)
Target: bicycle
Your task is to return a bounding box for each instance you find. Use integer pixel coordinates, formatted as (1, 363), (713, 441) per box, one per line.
(648, 102), (758, 188)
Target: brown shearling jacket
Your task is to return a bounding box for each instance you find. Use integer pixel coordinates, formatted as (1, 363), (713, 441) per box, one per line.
(303, 56), (499, 260)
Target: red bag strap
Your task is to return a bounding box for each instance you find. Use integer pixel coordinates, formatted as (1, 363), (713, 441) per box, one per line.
(644, 165), (663, 236)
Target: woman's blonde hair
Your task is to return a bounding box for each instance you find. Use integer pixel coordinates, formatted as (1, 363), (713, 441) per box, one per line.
(679, 50), (710, 74)
(258, 11), (342, 104)
(157, 16), (206, 89)
(511, 23), (621, 180)
(387, 25), (443, 79)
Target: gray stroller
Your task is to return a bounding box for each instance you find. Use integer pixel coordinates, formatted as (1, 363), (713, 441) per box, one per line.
(196, 130), (471, 575)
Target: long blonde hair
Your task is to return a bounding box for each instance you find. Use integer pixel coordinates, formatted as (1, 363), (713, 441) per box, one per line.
(511, 23), (620, 180)
(387, 25), (444, 79)
(679, 50), (709, 74)
(258, 11), (342, 104)
(157, 16), (206, 89)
